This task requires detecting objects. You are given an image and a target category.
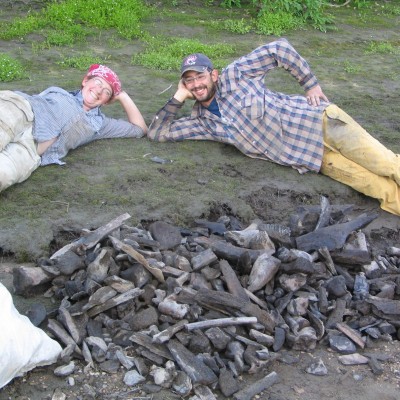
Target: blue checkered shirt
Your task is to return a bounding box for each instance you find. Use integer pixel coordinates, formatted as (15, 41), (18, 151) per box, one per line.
(148, 38), (330, 173)
(18, 87), (144, 166)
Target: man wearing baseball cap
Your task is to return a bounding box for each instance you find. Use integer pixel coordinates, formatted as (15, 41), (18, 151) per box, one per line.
(0, 64), (147, 192)
(147, 39), (400, 216)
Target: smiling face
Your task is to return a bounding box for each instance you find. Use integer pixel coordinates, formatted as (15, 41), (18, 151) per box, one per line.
(182, 69), (219, 107)
(81, 76), (113, 111)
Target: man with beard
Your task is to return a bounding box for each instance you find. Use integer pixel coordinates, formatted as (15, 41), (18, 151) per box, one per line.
(147, 38), (400, 216)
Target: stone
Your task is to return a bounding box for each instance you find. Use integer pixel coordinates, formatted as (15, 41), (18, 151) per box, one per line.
(249, 329), (274, 347)
(325, 275), (348, 298)
(378, 321), (396, 335)
(103, 275), (136, 292)
(191, 248), (218, 271)
(172, 370), (192, 396)
(273, 326), (286, 352)
(224, 229), (275, 252)
(288, 327), (317, 351)
(329, 335), (357, 354)
(287, 297), (309, 316)
(26, 303), (47, 326)
(149, 360), (176, 388)
(148, 221), (182, 250)
(194, 384), (218, 399)
(306, 358), (328, 376)
(279, 273), (307, 292)
(99, 359), (120, 373)
(280, 257), (315, 275)
(86, 248), (112, 284)
(51, 388), (67, 400)
(53, 250), (85, 276)
(247, 254), (281, 293)
(167, 340), (218, 385)
(54, 361), (76, 377)
(338, 353), (369, 365)
(189, 332), (212, 354)
(125, 306), (159, 332)
(204, 327), (231, 351)
(158, 296), (190, 319)
(13, 265), (53, 296)
(123, 370), (146, 386)
(174, 255), (192, 271)
(233, 371), (279, 400)
(121, 264), (152, 288)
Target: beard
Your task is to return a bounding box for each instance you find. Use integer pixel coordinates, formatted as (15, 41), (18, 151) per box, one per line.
(191, 81), (217, 105)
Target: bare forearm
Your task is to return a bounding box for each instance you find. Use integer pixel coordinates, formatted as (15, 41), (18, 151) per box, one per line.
(115, 91), (148, 134)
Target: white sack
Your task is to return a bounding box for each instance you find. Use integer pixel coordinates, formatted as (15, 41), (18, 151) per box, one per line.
(0, 282), (62, 388)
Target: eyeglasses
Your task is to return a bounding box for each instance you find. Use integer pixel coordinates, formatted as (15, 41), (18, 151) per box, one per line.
(182, 72), (210, 85)
(93, 78), (113, 98)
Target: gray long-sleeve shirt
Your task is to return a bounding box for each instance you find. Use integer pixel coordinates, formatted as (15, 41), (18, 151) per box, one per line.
(18, 87), (144, 166)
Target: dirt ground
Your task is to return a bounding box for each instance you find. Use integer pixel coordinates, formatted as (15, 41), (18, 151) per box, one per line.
(1, 0), (400, 399)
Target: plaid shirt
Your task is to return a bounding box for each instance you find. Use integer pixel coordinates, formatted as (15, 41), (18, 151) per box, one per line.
(148, 38), (330, 173)
(18, 87), (144, 166)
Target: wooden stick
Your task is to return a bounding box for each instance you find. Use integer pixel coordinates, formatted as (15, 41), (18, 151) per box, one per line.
(336, 322), (365, 349)
(219, 259), (249, 301)
(51, 213), (131, 258)
(233, 371), (279, 400)
(87, 288), (144, 317)
(110, 236), (165, 282)
(185, 317), (257, 331)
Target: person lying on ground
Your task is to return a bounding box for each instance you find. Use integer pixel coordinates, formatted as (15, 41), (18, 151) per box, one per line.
(0, 64), (147, 192)
(147, 38), (400, 216)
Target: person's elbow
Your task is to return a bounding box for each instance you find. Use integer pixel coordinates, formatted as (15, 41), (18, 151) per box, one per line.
(131, 122), (148, 137)
(147, 129), (167, 142)
(141, 124), (149, 136)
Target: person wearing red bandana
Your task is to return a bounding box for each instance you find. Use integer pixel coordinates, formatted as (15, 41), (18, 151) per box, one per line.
(0, 64), (147, 192)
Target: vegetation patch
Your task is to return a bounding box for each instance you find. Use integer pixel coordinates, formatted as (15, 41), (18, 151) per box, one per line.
(365, 41), (399, 55)
(57, 53), (108, 70)
(132, 36), (236, 71)
(216, 18), (253, 34)
(0, 53), (27, 82)
(0, 0), (151, 43)
(255, 10), (304, 36)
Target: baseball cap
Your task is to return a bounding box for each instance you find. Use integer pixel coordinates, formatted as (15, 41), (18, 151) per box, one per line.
(180, 53), (214, 77)
(86, 64), (122, 97)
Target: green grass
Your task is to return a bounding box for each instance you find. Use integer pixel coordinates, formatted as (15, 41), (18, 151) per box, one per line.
(365, 41), (399, 55)
(211, 18), (253, 34)
(0, 53), (27, 81)
(56, 53), (108, 70)
(132, 36), (236, 71)
(0, 0), (151, 43)
(341, 60), (363, 74)
(255, 10), (305, 36)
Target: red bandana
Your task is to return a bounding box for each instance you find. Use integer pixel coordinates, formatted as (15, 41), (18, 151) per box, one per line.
(86, 64), (122, 97)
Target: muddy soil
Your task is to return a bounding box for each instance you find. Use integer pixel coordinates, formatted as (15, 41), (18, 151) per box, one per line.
(1, 0), (400, 399)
